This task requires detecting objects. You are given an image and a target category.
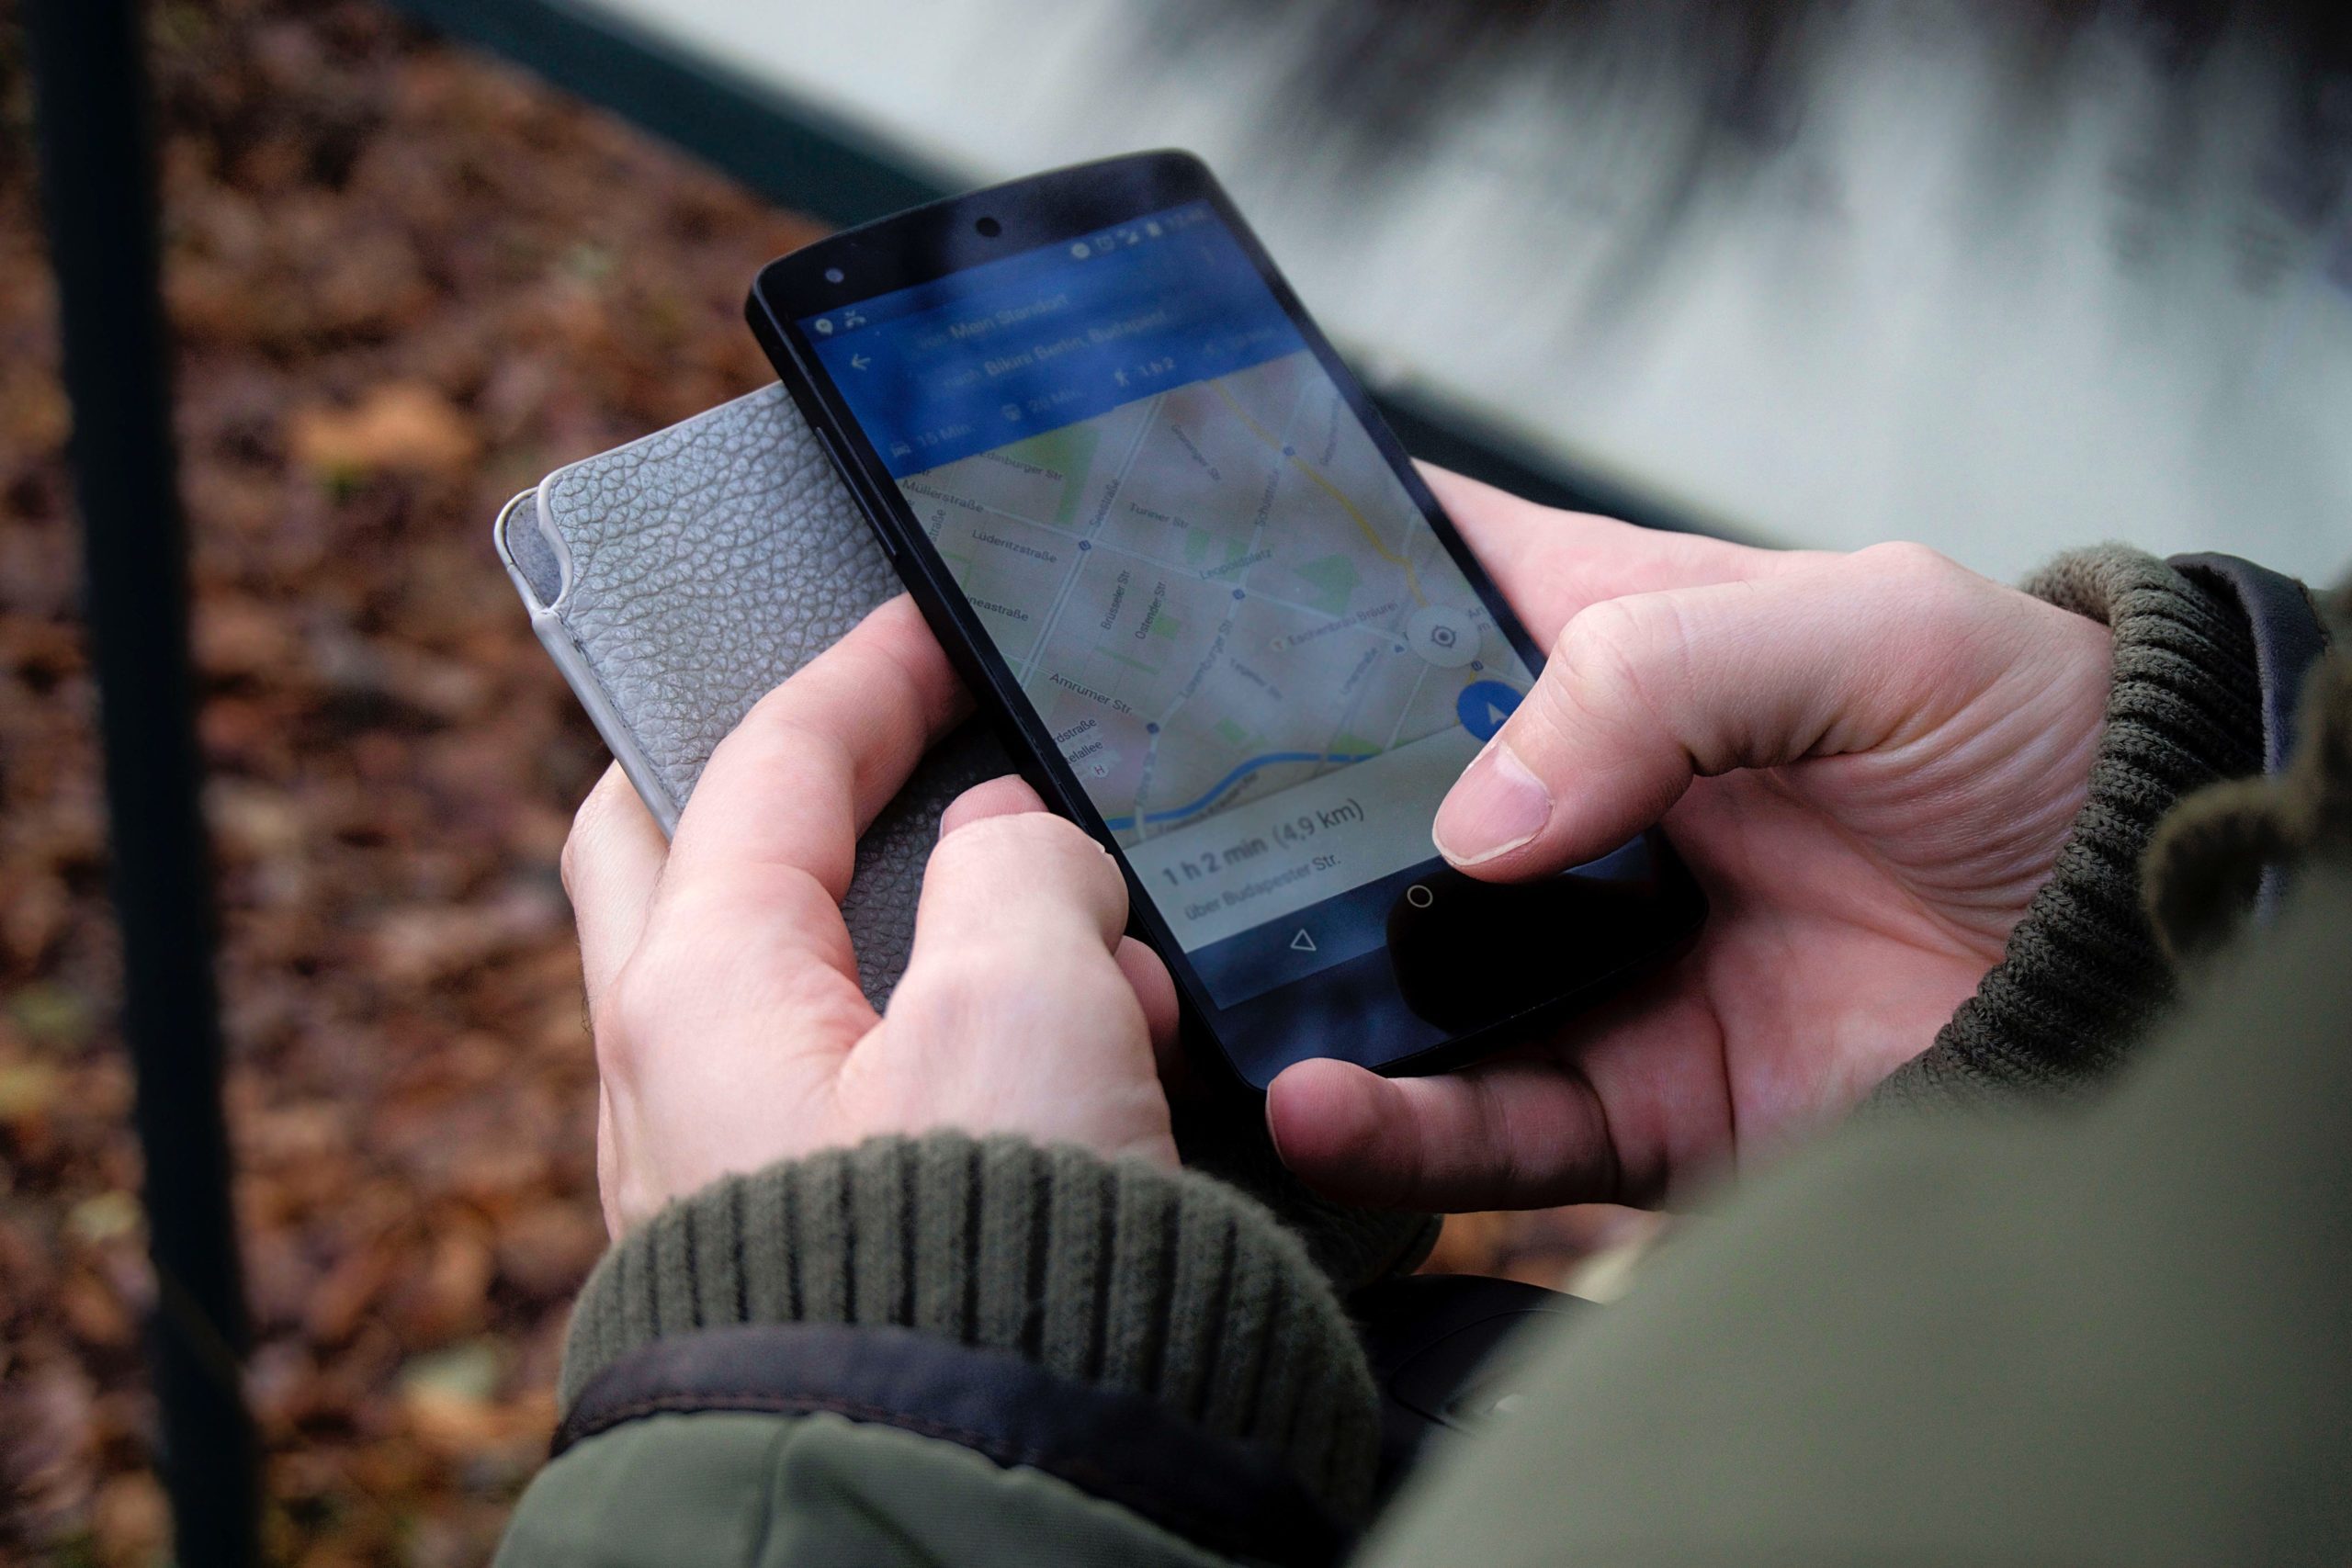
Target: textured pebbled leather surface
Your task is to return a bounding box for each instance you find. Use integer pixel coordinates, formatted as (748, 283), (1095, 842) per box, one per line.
(526, 382), (1008, 1005)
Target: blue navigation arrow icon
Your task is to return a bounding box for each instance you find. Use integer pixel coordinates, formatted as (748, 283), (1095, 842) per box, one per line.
(1455, 679), (1524, 742)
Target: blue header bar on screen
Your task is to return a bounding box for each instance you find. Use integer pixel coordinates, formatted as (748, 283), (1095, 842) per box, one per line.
(800, 202), (1306, 477)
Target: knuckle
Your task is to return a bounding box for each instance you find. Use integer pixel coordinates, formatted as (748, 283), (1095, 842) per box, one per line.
(894, 947), (1039, 1032)
(933, 808), (1108, 881)
(561, 787), (608, 897)
(1850, 539), (1962, 587)
(1555, 593), (1647, 671)
(1846, 540), (2000, 637)
(592, 960), (659, 1080)
(720, 686), (857, 789)
(740, 667), (810, 725)
(1547, 596), (1670, 730)
(764, 714), (854, 781)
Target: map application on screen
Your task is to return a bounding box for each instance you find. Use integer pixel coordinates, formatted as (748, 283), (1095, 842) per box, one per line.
(803, 203), (1537, 1004)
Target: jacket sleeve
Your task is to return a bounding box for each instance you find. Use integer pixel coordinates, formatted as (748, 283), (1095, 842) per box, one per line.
(495, 1134), (1382, 1568)
(1871, 547), (2326, 1110)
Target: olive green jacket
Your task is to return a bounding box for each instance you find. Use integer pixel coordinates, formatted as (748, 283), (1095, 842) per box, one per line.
(499, 551), (2347, 1566)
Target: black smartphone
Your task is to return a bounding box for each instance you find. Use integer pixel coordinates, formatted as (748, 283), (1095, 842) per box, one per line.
(748, 151), (1703, 1089)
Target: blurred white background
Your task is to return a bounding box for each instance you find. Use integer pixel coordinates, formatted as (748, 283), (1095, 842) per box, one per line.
(608, 0), (2347, 581)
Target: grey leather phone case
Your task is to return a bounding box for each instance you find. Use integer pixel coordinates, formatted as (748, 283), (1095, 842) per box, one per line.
(493, 382), (1007, 1005)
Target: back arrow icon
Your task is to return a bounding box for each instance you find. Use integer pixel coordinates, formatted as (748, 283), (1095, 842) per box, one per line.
(849, 353), (871, 370)
(1289, 930), (1317, 953)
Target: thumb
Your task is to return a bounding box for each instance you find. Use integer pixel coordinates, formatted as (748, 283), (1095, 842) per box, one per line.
(1431, 544), (1978, 879)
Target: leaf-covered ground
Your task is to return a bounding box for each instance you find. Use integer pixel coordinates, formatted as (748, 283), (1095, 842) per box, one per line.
(0, 4), (1630, 1561)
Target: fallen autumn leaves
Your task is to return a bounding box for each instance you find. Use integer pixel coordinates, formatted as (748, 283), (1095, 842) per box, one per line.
(2, 1), (820, 1559)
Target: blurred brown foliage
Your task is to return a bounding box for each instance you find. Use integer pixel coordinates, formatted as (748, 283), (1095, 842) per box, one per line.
(0, 3), (1620, 1562)
(1, 1), (819, 1560)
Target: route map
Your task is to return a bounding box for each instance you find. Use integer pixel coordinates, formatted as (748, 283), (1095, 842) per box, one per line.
(897, 349), (1532, 859)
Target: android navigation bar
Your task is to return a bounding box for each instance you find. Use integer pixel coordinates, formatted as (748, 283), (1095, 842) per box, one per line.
(1184, 860), (1436, 1008)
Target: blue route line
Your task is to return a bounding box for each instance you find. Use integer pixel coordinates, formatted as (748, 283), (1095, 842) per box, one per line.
(1102, 750), (1374, 832)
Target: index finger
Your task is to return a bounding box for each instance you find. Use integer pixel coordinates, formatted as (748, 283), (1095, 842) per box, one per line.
(1420, 465), (1815, 642)
(666, 595), (969, 899)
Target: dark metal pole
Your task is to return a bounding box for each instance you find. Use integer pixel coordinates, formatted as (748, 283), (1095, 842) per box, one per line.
(21, 2), (259, 1563)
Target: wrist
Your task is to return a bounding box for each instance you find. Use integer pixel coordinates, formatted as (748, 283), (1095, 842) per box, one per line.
(1871, 546), (2265, 1110)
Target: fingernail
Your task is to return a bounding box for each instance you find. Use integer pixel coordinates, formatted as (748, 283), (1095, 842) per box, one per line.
(1432, 739), (1551, 865)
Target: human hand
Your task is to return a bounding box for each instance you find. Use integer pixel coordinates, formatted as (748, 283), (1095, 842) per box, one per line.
(562, 597), (1179, 1236)
(1267, 469), (2113, 1210)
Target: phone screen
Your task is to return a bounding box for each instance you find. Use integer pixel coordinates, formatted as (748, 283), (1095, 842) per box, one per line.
(796, 200), (1571, 1008)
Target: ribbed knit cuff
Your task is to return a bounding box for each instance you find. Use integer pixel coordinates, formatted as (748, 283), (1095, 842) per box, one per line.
(1871, 547), (2263, 1111)
(1171, 1094), (1441, 1293)
(558, 1134), (1382, 1517)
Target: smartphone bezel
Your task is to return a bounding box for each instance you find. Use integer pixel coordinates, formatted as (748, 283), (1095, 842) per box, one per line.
(747, 149), (1703, 1089)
